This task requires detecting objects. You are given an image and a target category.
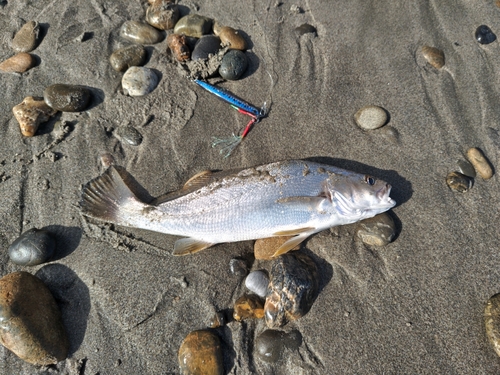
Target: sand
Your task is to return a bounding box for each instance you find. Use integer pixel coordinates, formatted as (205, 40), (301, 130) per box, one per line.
(0, 0), (499, 373)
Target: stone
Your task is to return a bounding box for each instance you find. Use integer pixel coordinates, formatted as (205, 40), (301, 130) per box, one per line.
(485, 294), (500, 357)
(146, 0), (179, 30)
(122, 66), (158, 96)
(44, 84), (91, 112)
(174, 14), (213, 38)
(219, 50), (248, 80)
(0, 272), (68, 365)
(120, 20), (163, 45)
(100, 152), (115, 168)
(355, 212), (396, 246)
(212, 21), (224, 36)
(191, 35), (221, 61)
(8, 228), (56, 266)
(446, 172), (473, 193)
(457, 159), (476, 178)
(294, 23), (317, 37)
(208, 311), (226, 328)
(116, 126), (143, 146)
(12, 21), (40, 52)
(233, 294), (264, 321)
(475, 25), (496, 45)
(0, 53), (36, 73)
(421, 46), (445, 69)
(466, 147), (493, 180)
(178, 330), (223, 375)
(109, 45), (147, 72)
(218, 26), (247, 50)
(13, 96), (57, 137)
(229, 258), (248, 277)
(167, 33), (190, 62)
(354, 105), (388, 130)
(255, 330), (302, 363)
(245, 270), (269, 298)
(254, 236), (297, 260)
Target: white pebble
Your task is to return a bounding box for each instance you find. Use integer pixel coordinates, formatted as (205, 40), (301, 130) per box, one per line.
(354, 105), (388, 130)
(245, 270), (269, 298)
(122, 67), (158, 97)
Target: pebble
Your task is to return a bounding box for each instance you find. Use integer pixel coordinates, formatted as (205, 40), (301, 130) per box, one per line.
(100, 152), (115, 168)
(122, 66), (158, 96)
(12, 21), (40, 52)
(13, 96), (57, 137)
(421, 46), (445, 69)
(167, 33), (190, 62)
(209, 311), (226, 328)
(174, 14), (213, 38)
(354, 105), (388, 130)
(255, 330), (302, 363)
(245, 270), (269, 298)
(466, 147), (493, 180)
(43, 84), (91, 112)
(191, 35), (221, 61)
(265, 252), (318, 328)
(233, 294), (265, 321)
(294, 23), (317, 37)
(116, 126), (143, 146)
(178, 330), (223, 375)
(485, 294), (500, 357)
(120, 20), (164, 45)
(219, 50), (248, 80)
(457, 159), (476, 178)
(0, 52), (36, 73)
(475, 25), (496, 45)
(446, 172), (473, 193)
(229, 258), (249, 277)
(8, 228), (56, 266)
(218, 26), (247, 50)
(109, 45), (147, 72)
(146, 0), (179, 30)
(355, 212), (396, 246)
(254, 236), (297, 260)
(212, 21), (224, 36)
(0, 272), (68, 365)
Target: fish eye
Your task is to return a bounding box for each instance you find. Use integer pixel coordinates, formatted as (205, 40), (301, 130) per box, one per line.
(365, 175), (375, 186)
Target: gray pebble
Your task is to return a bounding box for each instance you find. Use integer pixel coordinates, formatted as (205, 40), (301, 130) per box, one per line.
(355, 212), (396, 246)
(219, 50), (248, 80)
(446, 171), (473, 193)
(421, 46), (445, 69)
(8, 228), (56, 266)
(354, 105), (388, 130)
(12, 21), (40, 52)
(255, 330), (302, 363)
(245, 270), (269, 298)
(294, 23), (317, 37)
(43, 84), (91, 112)
(109, 45), (147, 72)
(146, 0), (179, 30)
(122, 66), (158, 96)
(117, 126), (142, 146)
(191, 35), (221, 61)
(120, 20), (163, 45)
(173, 14), (213, 38)
(229, 258), (248, 277)
(457, 159), (476, 178)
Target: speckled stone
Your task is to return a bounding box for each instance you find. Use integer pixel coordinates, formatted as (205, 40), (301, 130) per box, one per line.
(174, 14), (213, 38)
(354, 105), (388, 130)
(12, 21), (40, 52)
(116, 126), (143, 146)
(421, 46), (445, 69)
(13, 96), (57, 137)
(355, 212), (396, 246)
(146, 0), (179, 30)
(475, 25), (496, 45)
(219, 50), (248, 80)
(219, 26), (247, 50)
(255, 330), (302, 363)
(233, 294), (264, 321)
(245, 270), (269, 298)
(254, 236), (296, 260)
(122, 66), (158, 96)
(0, 272), (68, 365)
(0, 52), (35, 73)
(43, 84), (91, 112)
(446, 172), (473, 193)
(178, 330), (223, 375)
(120, 20), (164, 45)
(109, 45), (147, 72)
(192, 35), (221, 60)
(294, 23), (317, 37)
(167, 33), (190, 61)
(466, 147), (493, 180)
(8, 228), (56, 266)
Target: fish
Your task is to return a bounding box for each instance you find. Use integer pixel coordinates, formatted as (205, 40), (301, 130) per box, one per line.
(80, 160), (396, 257)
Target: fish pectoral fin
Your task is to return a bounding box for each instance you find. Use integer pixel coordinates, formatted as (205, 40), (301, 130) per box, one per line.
(183, 170), (213, 189)
(271, 231), (315, 257)
(173, 238), (215, 256)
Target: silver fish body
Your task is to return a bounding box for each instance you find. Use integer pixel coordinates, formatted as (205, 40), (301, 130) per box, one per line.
(80, 160), (396, 256)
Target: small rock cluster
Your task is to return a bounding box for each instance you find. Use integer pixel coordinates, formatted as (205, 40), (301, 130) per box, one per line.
(446, 147), (493, 193)
(0, 20), (39, 73)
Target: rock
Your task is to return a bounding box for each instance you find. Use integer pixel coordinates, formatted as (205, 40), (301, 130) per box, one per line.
(12, 21), (40, 52)
(116, 126), (143, 146)
(212, 21), (224, 36)
(174, 14), (213, 38)
(457, 159), (476, 178)
(421, 46), (445, 69)
(254, 236), (297, 260)
(446, 172), (473, 193)
(167, 33), (190, 62)
(13, 96), (57, 137)
(8, 228), (56, 266)
(146, 0), (179, 30)
(354, 105), (388, 130)
(122, 66), (158, 96)
(0, 53), (36, 73)
(485, 294), (500, 357)
(192, 35), (221, 61)
(475, 25), (496, 45)
(209, 311), (226, 328)
(294, 23), (317, 37)
(219, 50), (248, 80)
(245, 270), (269, 298)
(466, 147), (493, 180)
(109, 45), (147, 72)
(43, 84), (91, 112)
(218, 26), (247, 50)
(355, 212), (396, 246)
(233, 294), (264, 321)
(100, 152), (115, 168)
(120, 20), (163, 45)
(255, 329), (302, 363)
(229, 258), (248, 277)
(178, 330), (223, 375)
(0, 272), (68, 365)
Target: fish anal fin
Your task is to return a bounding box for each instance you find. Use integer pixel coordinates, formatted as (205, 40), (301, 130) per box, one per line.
(271, 232), (312, 257)
(273, 227), (314, 236)
(173, 238), (215, 256)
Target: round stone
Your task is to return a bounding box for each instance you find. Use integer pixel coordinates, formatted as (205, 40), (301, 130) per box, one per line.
(43, 84), (91, 112)
(0, 272), (68, 365)
(109, 45), (147, 72)
(233, 294), (264, 321)
(12, 21), (40, 53)
(174, 14), (213, 38)
(13, 96), (57, 137)
(146, 0), (179, 30)
(254, 236), (297, 260)
(8, 228), (56, 266)
(192, 35), (221, 61)
(219, 50), (248, 80)
(178, 330), (223, 375)
(122, 66), (158, 97)
(229, 258), (249, 277)
(116, 126), (143, 146)
(421, 46), (445, 69)
(120, 20), (164, 45)
(466, 147), (493, 180)
(167, 33), (190, 62)
(218, 26), (247, 50)
(446, 172), (473, 193)
(255, 330), (301, 363)
(457, 159), (476, 178)
(0, 52), (36, 73)
(355, 212), (396, 246)
(475, 25), (496, 45)
(354, 105), (388, 130)
(245, 270), (269, 298)
(294, 23), (317, 37)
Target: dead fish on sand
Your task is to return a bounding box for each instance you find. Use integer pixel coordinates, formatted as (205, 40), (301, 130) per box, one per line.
(80, 160), (396, 257)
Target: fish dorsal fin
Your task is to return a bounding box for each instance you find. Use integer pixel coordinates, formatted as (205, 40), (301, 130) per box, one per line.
(173, 238), (215, 255)
(271, 231), (315, 257)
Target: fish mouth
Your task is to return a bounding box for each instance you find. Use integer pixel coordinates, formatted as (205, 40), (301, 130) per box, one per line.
(377, 184), (396, 207)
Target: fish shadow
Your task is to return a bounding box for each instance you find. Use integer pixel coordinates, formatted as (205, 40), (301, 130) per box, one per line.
(114, 165), (155, 203)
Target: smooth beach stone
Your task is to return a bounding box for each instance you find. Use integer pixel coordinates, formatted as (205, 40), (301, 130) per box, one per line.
(100, 152), (115, 168)
(466, 147), (493, 180)
(212, 21), (224, 36)
(208, 311), (226, 328)
(13, 96), (57, 137)
(255, 330), (302, 363)
(192, 35), (221, 61)
(0, 52), (36, 73)
(120, 20), (163, 45)
(355, 212), (396, 246)
(0, 272), (68, 365)
(116, 126), (142, 146)
(485, 294), (500, 357)
(233, 294), (264, 321)
(178, 330), (223, 375)
(109, 45), (146, 72)
(475, 25), (496, 45)
(219, 50), (248, 80)
(229, 258), (248, 277)
(146, 0), (179, 30)
(254, 236), (296, 260)
(354, 105), (388, 130)
(446, 172), (472, 193)
(457, 159), (476, 178)
(219, 26), (247, 50)
(167, 33), (190, 61)
(12, 21), (40, 52)
(174, 14), (213, 38)
(245, 270), (269, 298)
(43, 84), (91, 112)
(421, 46), (445, 69)
(294, 23), (317, 37)
(122, 66), (158, 96)
(8, 228), (56, 266)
